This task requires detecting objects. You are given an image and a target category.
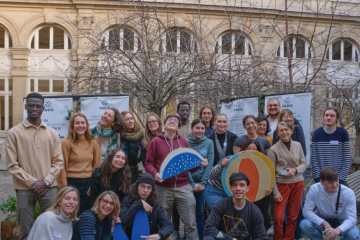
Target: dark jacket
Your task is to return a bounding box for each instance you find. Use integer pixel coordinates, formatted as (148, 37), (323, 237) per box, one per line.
(120, 197), (174, 240)
(90, 167), (128, 206)
(266, 115), (300, 126)
(272, 124), (307, 157)
(209, 130), (238, 166)
(145, 133), (190, 188)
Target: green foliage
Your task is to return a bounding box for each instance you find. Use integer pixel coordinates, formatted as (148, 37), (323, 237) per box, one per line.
(34, 202), (41, 220)
(65, 99), (83, 120)
(258, 93), (265, 116)
(0, 195), (17, 221)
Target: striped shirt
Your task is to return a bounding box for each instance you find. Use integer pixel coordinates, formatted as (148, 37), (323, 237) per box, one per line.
(208, 156), (233, 189)
(311, 127), (351, 182)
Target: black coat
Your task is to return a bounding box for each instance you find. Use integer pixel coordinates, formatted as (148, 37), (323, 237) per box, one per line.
(120, 197), (174, 240)
(209, 130), (238, 166)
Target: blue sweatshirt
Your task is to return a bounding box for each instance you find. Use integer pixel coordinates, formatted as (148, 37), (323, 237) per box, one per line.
(311, 127), (351, 182)
(187, 134), (215, 187)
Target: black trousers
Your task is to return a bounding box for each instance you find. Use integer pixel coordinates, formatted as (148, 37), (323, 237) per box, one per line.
(67, 177), (91, 216)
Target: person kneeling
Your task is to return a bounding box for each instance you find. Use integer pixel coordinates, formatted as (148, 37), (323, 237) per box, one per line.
(204, 172), (266, 240)
(300, 167), (360, 240)
(120, 173), (174, 240)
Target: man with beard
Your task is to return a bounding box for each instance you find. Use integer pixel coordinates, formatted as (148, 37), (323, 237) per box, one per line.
(6, 92), (63, 240)
(204, 172), (266, 240)
(177, 100), (192, 138)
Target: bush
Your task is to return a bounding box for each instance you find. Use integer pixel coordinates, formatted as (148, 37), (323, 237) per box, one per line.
(0, 195), (42, 222)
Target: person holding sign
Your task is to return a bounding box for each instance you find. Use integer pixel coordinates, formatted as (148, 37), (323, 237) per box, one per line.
(256, 116), (273, 145)
(300, 167), (359, 240)
(268, 122), (307, 240)
(57, 112), (101, 215)
(120, 173), (174, 240)
(121, 111), (145, 183)
(199, 106), (215, 137)
(203, 172), (266, 240)
(91, 108), (126, 161)
(145, 114), (200, 240)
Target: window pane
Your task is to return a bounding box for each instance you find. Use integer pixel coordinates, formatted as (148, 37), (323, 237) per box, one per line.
(30, 79), (34, 92)
(0, 79), (4, 91)
(326, 49), (329, 59)
(166, 30), (177, 53)
(0, 28), (4, 48)
(38, 79), (50, 92)
(284, 37), (293, 57)
(53, 27), (64, 49)
(9, 36), (12, 48)
(68, 36), (72, 49)
(296, 38), (305, 58)
(39, 27), (50, 49)
(356, 51), (358, 61)
(0, 96), (4, 130)
(123, 28), (134, 51)
(109, 29), (120, 50)
(53, 80), (64, 92)
(31, 36), (34, 49)
(8, 79), (12, 91)
(332, 41), (341, 60)
(344, 41), (352, 61)
(215, 41), (219, 54)
(234, 33), (244, 55)
(222, 33), (232, 54)
(180, 31), (191, 53)
(277, 46), (280, 56)
(248, 43), (252, 55)
(9, 96), (12, 129)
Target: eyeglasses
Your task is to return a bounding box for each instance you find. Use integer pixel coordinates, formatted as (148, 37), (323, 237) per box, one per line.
(167, 118), (179, 124)
(139, 184), (153, 191)
(27, 104), (43, 109)
(246, 122), (256, 126)
(148, 120), (157, 125)
(101, 199), (114, 207)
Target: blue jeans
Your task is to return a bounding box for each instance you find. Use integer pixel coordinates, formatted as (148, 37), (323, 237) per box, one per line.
(300, 219), (360, 240)
(194, 191), (205, 237)
(204, 184), (228, 210)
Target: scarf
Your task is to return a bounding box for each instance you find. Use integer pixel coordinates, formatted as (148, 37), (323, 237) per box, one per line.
(215, 131), (227, 160)
(120, 129), (144, 167)
(91, 122), (120, 161)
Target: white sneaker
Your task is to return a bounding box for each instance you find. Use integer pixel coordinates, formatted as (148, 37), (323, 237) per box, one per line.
(267, 225), (274, 236)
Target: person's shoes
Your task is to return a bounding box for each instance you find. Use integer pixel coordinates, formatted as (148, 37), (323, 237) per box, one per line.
(295, 238), (305, 240)
(267, 225), (274, 236)
(172, 231), (180, 240)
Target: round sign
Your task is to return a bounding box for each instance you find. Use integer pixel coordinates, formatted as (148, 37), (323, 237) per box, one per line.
(221, 151), (275, 202)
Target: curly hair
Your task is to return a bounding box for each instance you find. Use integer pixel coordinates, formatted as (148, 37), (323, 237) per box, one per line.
(100, 148), (132, 193)
(126, 183), (158, 207)
(106, 108), (127, 133)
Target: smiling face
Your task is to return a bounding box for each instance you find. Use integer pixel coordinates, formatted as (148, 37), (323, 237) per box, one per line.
(277, 125), (293, 142)
(124, 113), (135, 131)
(321, 179), (339, 194)
(230, 179), (249, 201)
(214, 115), (228, 134)
(257, 120), (267, 135)
(111, 151), (126, 171)
(100, 110), (115, 129)
(25, 98), (45, 120)
(281, 112), (294, 127)
(99, 194), (115, 217)
(192, 123), (205, 139)
(267, 99), (280, 118)
(147, 116), (159, 133)
(324, 110), (338, 128)
(73, 116), (87, 137)
(137, 183), (153, 201)
(244, 117), (257, 134)
(178, 104), (190, 122)
(201, 108), (213, 123)
(59, 191), (78, 216)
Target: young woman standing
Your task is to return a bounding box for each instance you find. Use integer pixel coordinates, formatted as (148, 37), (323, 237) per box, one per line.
(256, 115), (273, 145)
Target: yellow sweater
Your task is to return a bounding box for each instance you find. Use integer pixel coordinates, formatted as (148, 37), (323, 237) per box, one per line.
(57, 137), (101, 189)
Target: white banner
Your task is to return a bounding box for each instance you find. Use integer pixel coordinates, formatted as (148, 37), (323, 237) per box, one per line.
(264, 92), (312, 164)
(23, 98), (73, 140)
(220, 97), (259, 137)
(80, 96), (130, 128)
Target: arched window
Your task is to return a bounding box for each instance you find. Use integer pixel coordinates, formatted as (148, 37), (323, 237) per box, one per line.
(29, 26), (72, 50)
(326, 40), (359, 61)
(0, 27), (12, 49)
(160, 29), (198, 53)
(215, 32), (253, 56)
(101, 27), (141, 52)
(277, 36), (312, 58)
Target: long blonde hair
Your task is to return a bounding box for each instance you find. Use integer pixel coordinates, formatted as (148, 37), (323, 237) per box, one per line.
(91, 191), (120, 220)
(142, 113), (162, 149)
(121, 111), (142, 133)
(47, 186), (80, 221)
(67, 112), (96, 153)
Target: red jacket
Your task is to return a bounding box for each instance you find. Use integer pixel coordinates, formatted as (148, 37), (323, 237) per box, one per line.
(145, 133), (190, 188)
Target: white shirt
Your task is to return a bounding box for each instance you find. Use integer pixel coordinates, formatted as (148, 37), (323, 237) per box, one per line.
(267, 118), (278, 139)
(303, 183), (357, 232)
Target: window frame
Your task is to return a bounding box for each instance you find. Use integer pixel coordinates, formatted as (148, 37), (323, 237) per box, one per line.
(161, 29), (198, 53)
(101, 27), (141, 53)
(0, 28), (12, 49)
(215, 32), (253, 56)
(29, 26), (72, 50)
(326, 39), (359, 61)
(27, 77), (69, 94)
(0, 77), (13, 131)
(277, 36), (313, 59)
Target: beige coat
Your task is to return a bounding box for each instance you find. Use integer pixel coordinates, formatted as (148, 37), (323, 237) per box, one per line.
(268, 139), (307, 195)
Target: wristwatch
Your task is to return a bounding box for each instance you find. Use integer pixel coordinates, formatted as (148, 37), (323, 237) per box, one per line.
(43, 180), (50, 186)
(200, 182), (206, 186)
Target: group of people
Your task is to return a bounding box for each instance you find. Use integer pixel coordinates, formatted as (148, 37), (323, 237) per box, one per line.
(5, 93), (359, 240)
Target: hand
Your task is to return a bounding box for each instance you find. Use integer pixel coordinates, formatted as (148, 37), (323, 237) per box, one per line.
(285, 168), (297, 177)
(87, 187), (90, 197)
(221, 159), (229, 167)
(197, 184), (205, 192)
(115, 216), (121, 223)
(31, 181), (47, 195)
(201, 159), (208, 167)
(324, 227), (342, 239)
(193, 184), (199, 192)
(111, 215), (119, 232)
(265, 189), (272, 196)
(321, 220), (331, 229)
(142, 200), (153, 213)
(141, 234), (161, 240)
(274, 193), (283, 202)
(154, 173), (163, 183)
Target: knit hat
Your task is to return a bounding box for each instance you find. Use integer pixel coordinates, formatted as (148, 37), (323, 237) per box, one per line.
(229, 172), (250, 186)
(136, 172), (155, 186)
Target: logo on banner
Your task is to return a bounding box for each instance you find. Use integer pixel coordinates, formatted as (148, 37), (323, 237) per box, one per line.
(100, 99), (110, 110)
(44, 101), (54, 112)
(233, 101), (243, 112)
(282, 97), (293, 108)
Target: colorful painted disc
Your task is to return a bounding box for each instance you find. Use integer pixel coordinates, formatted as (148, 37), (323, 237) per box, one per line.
(221, 151), (275, 202)
(159, 148), (204, 180)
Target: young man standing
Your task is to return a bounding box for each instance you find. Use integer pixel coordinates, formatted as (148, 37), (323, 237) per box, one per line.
(145, 114), (200, 240)
(6, 92), (63, 240)
(177, 101), (192, 138)
(266, 98), (281, 138)
(204, 172), (266, 240)
(311, 107), (351, 184)
(300, 167), (359, 240)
